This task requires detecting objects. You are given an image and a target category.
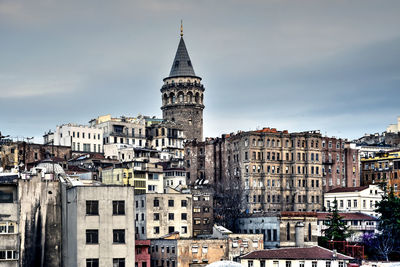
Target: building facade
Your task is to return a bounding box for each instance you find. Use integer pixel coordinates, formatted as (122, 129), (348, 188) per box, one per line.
(361, 150), (400, 196)
(50, 124), (103, 153)
(316, 212), (378, 242)
(321, 137), (360, 192)
(61, 183), (135, 267)
(160, 32), (205, 141)
(324, 185), (383, 217)
(135, 193), (193, 239)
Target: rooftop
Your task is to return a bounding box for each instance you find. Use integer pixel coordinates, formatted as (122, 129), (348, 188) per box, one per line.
(316, 212), (378, 221)
(326, 186), (369, 193)
(241, 246), (353, 260)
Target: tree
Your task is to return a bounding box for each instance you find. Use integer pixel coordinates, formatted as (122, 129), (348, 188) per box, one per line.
(213, 176), (246, 232)
(323, 199), (350, 241)
(371, 188), (400, 260)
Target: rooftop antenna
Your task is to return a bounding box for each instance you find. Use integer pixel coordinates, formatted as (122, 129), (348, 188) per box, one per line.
(180, 20), (183, 37)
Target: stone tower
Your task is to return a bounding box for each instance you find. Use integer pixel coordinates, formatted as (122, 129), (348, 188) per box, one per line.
(161, 28), (205, 141)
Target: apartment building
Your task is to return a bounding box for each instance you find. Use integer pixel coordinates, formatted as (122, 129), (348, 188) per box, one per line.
(61, 182), (135, 267)
(146, 119), (185, 162)
(192, 187), (214, 236)
(101, 161), (164, 195)
(91, 114), (146, 148)
(135, 192), (192, 239)
(185, 129), (324, 213)
(321, 137), (360, 191)
(49, 124), (103, 153)
(361, 150), (400, 196)
(316, 212), (378, 242)
(324, 185), (383, 217)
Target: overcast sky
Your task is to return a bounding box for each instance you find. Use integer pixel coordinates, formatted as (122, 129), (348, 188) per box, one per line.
(1, 0), (399, 142)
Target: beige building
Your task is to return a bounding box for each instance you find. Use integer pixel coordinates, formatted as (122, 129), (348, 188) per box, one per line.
(135, 192), (193, 239)
(324, 185), (383, 217)
(229, 129), (323, 213)
(61, 181), (135, 267)
(240, 246), (353, 267)
(279, 212), (318, 248)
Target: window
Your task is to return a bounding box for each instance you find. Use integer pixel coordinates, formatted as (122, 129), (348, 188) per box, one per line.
(339, 262), (344, 267)
(286, 223), (290, 240)
(194, 207), (201, 213)
(168, 226), (175, 233)
(299, 261), (305, 267)
(181, 213), (187, 220)
(86, 258), (99, 267)
(0, 222), (16, 233)
(168, 213), (174, 220)
(181, 200), (187, 207)
(168, 200), (174, 207)
(154, 198), (160, 207)
(312, 262), (317, 267)
(154, 213), (160, 221)
(192, 246), (198, 253)
(113, 229), (125, 243)
(113, 258), (125, 267)
(202, 246), (208, 254)
(0, 250), (18, 260)
(248, 261), (254, 267)
(326, 261), (331, 267)
(181, 226), (188, 234)
(285, 261), (291, 267)
(154, 227), (160, 234)
(86, 229), (98, 244)
(86, 201), (99, 215)
(353, 200), (358, 208)
(113, 201), (125, 215)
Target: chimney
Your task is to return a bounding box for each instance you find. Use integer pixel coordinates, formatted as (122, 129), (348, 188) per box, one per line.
(295, 222), (305, 247)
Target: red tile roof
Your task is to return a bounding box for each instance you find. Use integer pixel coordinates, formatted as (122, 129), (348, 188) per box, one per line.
(326, 186), (369, 193)
(241, 246), (353, 260)
(316, 212), (377, 221)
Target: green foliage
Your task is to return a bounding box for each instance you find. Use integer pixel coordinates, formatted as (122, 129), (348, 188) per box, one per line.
(323, 198), (350, 241)
(375, 187), (400, 233)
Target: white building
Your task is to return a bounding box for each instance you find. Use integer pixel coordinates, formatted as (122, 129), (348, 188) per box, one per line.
(49, 124), (103, 153)
(240, 246), (353, 267)
(91, 114), (146, 148)
(324, 184), (383, 217)
(316, 212), (378, 242)
(163, 167), (187, 190)
(386, 116), (400, 133)
(61, 180), (135, 267)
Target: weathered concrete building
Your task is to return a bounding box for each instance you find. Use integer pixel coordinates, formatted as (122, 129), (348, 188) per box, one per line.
(135, 192), (193, 239)
(0, 174), (19, 266)
(235, 214), (280, 248)
(0, 172), (62, 267)
(279, 212), (318, 248)
(160, 29), (205, 141)
(61, 181), (135, 267)
(192, 187), (214, 236)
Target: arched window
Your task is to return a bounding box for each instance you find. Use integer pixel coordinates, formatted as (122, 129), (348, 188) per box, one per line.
(195, 92), (200, 104)
(187, 92), (193, 103)
(170, 93), (175, 104)
(308, 223), (312, 241)
(163, 94), (168, 105)
(286, 223), (290, 240)
(178, 92), (184, 103)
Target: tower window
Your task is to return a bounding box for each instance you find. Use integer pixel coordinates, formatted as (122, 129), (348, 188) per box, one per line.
(187, 60), (192, 67)
(174, 61), (179, 68)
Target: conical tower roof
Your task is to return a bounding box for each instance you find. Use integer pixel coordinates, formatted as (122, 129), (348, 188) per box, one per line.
(168, 37), (196, 78)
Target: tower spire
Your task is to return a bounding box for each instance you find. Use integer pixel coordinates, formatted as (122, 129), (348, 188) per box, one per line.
(180, 20), (183, 37)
